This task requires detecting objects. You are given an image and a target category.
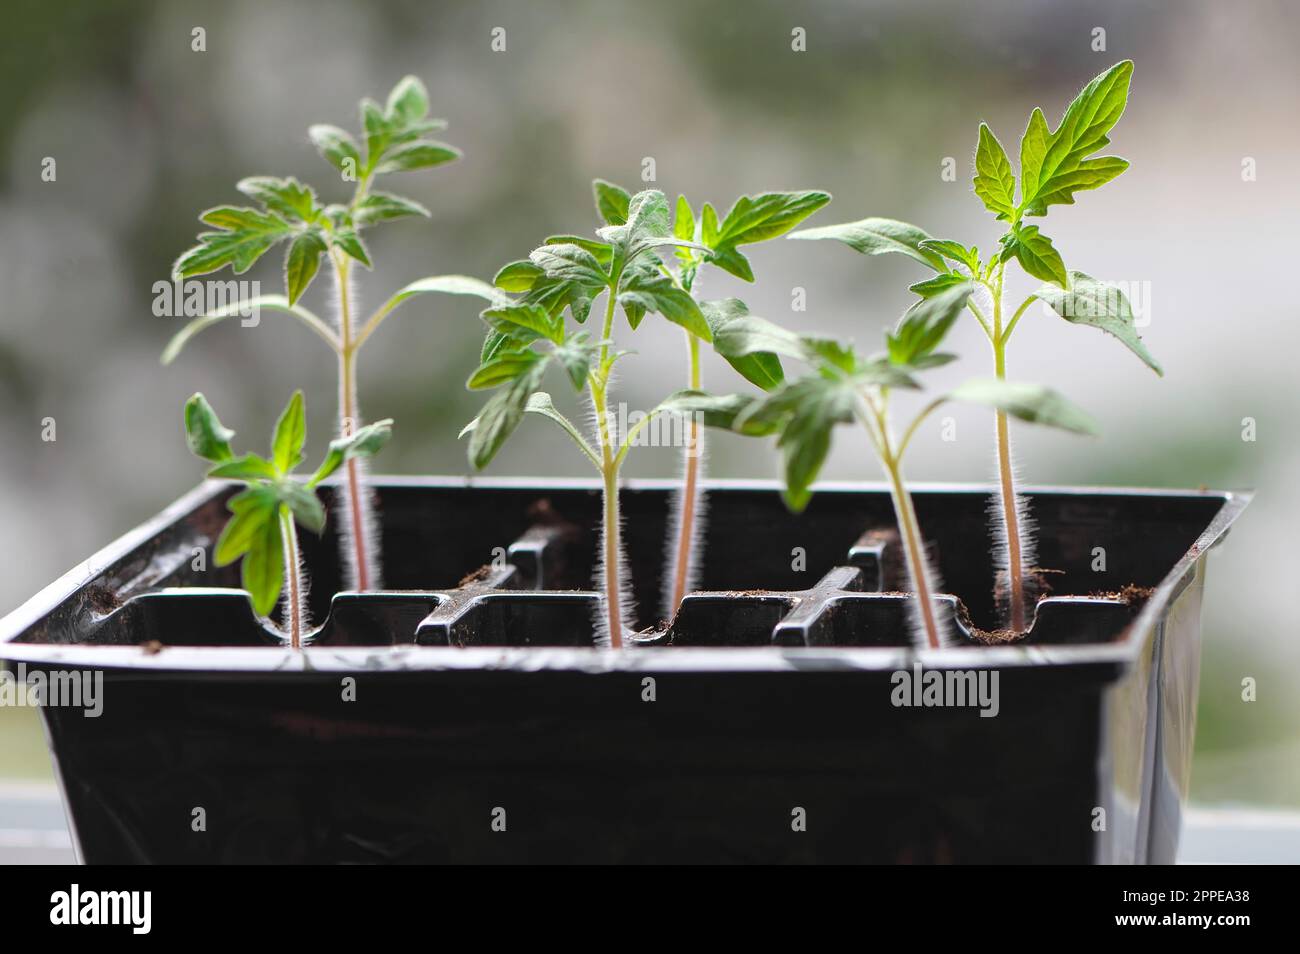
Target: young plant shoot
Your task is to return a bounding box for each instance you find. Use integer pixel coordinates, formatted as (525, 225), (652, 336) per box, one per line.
(164, 76), (505, 592)
(714, 284), (1097, 649)
(788, 60), (1159, 634)
(590, 180), (829, 616)
(461, 189), (763, 647)
(183, 391), (392, 648)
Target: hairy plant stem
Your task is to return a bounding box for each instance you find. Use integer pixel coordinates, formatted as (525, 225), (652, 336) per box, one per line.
(669, 331), (702, 610)
(592, 285), (625, 648)
(990, 269), (1026, 632)
(863, 397), (941, 650)
(332, 252), (374, 591)
(279, 506), (304, 650)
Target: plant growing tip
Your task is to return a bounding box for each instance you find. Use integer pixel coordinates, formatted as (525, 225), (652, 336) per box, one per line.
(461, 185), (796, 647)
(163, 76), (504, 594)
(705, 284), (1096, 649)
(183, 391), (391, 648)
(786, 60), (1156, 634)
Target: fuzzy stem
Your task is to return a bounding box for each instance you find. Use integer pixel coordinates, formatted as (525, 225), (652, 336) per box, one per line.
(669, 331), (703, 610)
(593, 288), (625, 648)
(991, 276), (1026, 633)
(885, 460), (941, 650)
(279, 506), (304, 650)
(333, 253), (375, 591)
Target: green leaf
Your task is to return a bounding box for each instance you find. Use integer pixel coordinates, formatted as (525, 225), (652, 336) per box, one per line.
(974, 123), (1017, 220)
(598, 190), (685, 262)
(467, 348), (543, 390)
(271, 391), (307, 473)
(1034, 271), (1162, 375)
(908, 272), (970, 298)
(700, 298), (787, 390)
(215, 485), (280, 565)
(308, 124), (362, 176)
(242, 507), (285, 617)
(656, 389), (761, 431)
(736, 375), (860, 511)
(552, 333), (598, 391)
(1018, 60), (1134, 217)
(461, 391), (599, 470)
(184, 393), (235, 462)
(284, 230), (328, 304)
(947, 378), (1098, 435)
(887, 283), (972, 369)
(386, 75), (429, 123)
(715, 190), (831, 247)
(616, 271), (711, 340)
(707, 245), (754, 283)
(530, 243), (609, 287)
(700, 202), (720, 247)
(332, 229), (371, 268)
(788, 217), (946, 271)
(207, 453), (278, 482)
(352, 191), (431, 226)
(373, 141), (460, 175)
(481, 304), (563, 345)
(593, 179), (631, 225)
(1000, 225), (1067, 288)
(279, 482), (327, 535)
(492, 259), (545, 292)
(173, 208), (293, 279)
(236, 176), (318, 222)
(310, 419), (393, 486)
(464, 364), (546, 470)
(542, 235), (615, 266)
(161, 295), (336, 365)
(918, 240), (981, 274)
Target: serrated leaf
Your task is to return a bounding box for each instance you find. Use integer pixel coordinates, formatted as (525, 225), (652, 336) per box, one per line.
(493, 259), (544, 292)
(887, 283), (973, 368)
(788, 217), (946, 271)
(332, 229), (371, 268)
(1018, 61), (1134, 216)
(947, 378), (1098, 435)
(271, 390), (307, 473)
(207, 453), (278, 482)
(386, 75), (429, 123)
(1000, 225), (1067, 288)
(1034, 271), (1162, 375)
(237, 176), (318, 222)
(553, 333), (598, 391)
(908, 272), (970, 298)
(242, 508), (285, 618)
(593, 179), (631, 225)
(461, 390), (599, 470)
(465, 363), (546, 470)
(310, 419), (393, 486)
(215, 485), (279, 565)
(707, 245), (754, 282)
(716, 190), (831, 247)
(481, 304), (563, 345)
(173, 209), (293, 279)
(974, 123), (1017, 220)
(700, 202), (720, 247)
(373, 140), (460, 174)
(616, 271), (711, 340)
(184, 393), (235, 462)
(700, 298), (788, 390)
(279, 482), (327, 535)
(284, 230), (327, 304)
(353, 191), (431, 226)
(530, 243), (609, 287)
(467, 348), (543, 390)
(308, 124), (362, 176)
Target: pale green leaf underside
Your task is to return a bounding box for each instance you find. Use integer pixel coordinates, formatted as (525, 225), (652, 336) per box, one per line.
(1034, 271), (1162, 375)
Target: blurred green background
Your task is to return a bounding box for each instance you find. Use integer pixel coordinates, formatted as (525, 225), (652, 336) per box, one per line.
(0, 0), (1296, 805)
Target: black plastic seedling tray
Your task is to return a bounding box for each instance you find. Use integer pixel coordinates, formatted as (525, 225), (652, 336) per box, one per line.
(0, 477), (1247, 864)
